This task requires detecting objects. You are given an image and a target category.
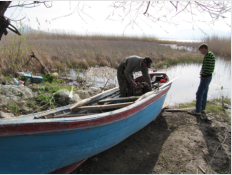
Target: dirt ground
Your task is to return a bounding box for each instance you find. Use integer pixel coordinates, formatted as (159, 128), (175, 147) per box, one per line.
(71, 108), (231, 174)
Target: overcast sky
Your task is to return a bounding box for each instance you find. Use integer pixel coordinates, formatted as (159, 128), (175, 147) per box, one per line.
(5, 1), (231, 37)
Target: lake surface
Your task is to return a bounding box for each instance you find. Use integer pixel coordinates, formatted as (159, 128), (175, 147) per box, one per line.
(159, 57), (231, 106)
(70, 56), (231, 106)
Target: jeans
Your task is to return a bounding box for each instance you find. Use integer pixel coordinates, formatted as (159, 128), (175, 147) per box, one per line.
(196, 76), (212, 113)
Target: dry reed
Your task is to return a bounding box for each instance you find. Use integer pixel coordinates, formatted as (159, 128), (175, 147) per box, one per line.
(0, 29), (230, 76)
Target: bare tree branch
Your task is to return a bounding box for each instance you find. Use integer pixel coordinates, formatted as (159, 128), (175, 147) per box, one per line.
(169, 1), (177, 11)
(143, 1), (150, 15)
(52, 2), (93, 23)
(8, 1), (52, 8)
(108, 1), (231, 33)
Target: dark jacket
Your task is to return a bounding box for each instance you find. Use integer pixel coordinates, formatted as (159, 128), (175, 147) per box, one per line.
(119, 55), (152, 87)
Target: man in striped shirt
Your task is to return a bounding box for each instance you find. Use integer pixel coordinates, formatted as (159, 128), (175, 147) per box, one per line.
(189, 43), (215, 115)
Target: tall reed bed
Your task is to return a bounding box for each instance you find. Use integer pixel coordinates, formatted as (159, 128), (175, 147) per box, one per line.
(203, 36), (231, 56)
(0, 30), (206, 76)
(167, 35), (231, 57)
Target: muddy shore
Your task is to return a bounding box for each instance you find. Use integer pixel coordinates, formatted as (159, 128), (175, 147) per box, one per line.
(71, 105), (231, 174)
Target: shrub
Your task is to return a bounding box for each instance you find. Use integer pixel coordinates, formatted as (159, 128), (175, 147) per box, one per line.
(19, 75), (28, 81)
(42, 74), (55, 83)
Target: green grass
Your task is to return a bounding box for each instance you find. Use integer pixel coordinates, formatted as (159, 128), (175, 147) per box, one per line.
(33, 82), (77, 110)
(155, 55), (202, 68)
(179, 101), (196, 108)
(36, 93), (54, 106)
(179, 98), (231, 125)
(206, 101), (231, 124)
(42, 74), (57, 83)
(19, 75), (28, 82)
(212, 97), (231, 105)
(35, 83), (77, 93)
(8, 102), (20, 113)
(27, 99), (36, 108)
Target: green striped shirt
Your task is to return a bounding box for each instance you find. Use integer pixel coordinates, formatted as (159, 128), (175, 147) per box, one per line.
(200, 51), (215, 77)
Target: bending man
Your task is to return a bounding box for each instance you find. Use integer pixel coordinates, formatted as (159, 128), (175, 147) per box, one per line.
(117, 55), (152, 97)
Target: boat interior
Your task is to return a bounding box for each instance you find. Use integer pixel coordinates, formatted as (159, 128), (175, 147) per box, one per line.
(31, 72), (169, 119)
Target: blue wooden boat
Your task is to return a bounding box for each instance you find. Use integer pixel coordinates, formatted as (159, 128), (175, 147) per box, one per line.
(0, 72), (177, 174)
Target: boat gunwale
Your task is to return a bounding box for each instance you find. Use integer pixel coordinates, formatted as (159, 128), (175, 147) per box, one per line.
(0, 86), (171, 137)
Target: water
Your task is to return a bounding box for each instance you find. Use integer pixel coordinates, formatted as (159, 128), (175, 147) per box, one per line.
(160, 57), (231, 106)
(69, 57), (231, 106)
(160, 44), (198, 52)
(69, 66), (117, 87)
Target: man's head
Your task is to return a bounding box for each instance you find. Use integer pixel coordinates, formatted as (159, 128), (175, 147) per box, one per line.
(142, 57), (152, 68)
(198, 43), (208, 55)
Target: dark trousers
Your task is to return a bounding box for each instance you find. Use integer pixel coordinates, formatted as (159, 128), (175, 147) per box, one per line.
(117, 66), (133, 97)
(196, 76), (212, 112)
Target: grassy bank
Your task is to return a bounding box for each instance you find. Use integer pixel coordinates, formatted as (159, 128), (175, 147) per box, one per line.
(0, 80), (77, 116)
(179, 97), (231, 124)
(0, 30), (230, 76)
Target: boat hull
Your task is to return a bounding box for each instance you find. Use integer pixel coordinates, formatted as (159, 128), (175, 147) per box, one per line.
(0, 87), (169, 174)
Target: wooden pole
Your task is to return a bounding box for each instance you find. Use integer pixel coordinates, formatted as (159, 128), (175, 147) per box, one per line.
(31, 52), (50, 74)
(222, 96), (224, 108)
(163, 107), (194, 112)
(72, 102), (133, 111)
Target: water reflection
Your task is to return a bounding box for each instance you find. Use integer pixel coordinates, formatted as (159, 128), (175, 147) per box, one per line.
(70, 57), (231, 106)
(161, 57), (231, 106)
(160, 44), (198, 52)
(69, 66), (118, 87)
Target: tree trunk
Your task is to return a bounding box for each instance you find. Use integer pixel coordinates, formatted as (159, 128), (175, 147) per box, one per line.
(0, 1), (11, 40)
(0, 1), (11, 16)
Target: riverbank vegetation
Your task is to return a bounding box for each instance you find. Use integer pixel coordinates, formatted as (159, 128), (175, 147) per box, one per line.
(167, 36), (231, 57)
(0, 29), (230, 76)
(179, 97), (231, 125)
(0, 77), (76, 116)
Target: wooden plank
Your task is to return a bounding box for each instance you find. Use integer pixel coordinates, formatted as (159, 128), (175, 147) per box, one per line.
(198, 166), (206, 174)
(98, 96), (139, 104)
(163, 107), (194, 112)
(73, 102), (133, 111)
(70, 87), (118, 110)
(34, 113), (100, 119)
(162, 102), (169, 109)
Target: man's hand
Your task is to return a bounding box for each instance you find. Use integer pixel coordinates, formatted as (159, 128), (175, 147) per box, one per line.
(131, 82), (137, 88)
(200, 76), (205, 79)
(148, 85), (151, 91)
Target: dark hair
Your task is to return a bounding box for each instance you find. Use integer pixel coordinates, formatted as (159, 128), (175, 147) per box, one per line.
(144, 57), (152, 68)
(144, 57), (152, 64)
(198, 43), (208, 50)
